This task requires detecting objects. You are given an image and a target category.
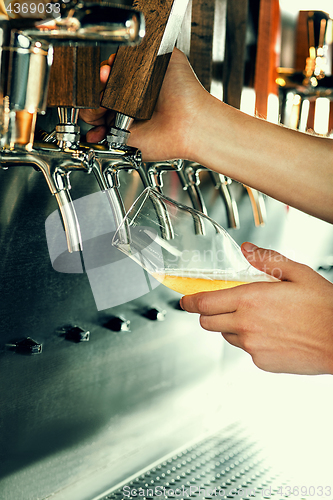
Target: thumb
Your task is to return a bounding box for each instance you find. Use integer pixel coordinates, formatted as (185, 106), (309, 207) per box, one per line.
(241, 242), (308, 282)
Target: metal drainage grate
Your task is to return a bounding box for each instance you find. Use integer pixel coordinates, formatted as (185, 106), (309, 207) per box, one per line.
(97, 424), (285, 500)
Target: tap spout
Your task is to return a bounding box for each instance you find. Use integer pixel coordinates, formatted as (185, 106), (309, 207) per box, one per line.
(91, 144), (176, 241)
(106, 152), (176, 241)
(90, 153), (130, 246)
(178, 162), (216, 235)
(0, 144), (96, 252)
(209, 172), (240, 229)
(54, 189), (82, 253)
(145, 159), (182, 192)
(178, 162), (207, 215)
(144, 160), (187, 240)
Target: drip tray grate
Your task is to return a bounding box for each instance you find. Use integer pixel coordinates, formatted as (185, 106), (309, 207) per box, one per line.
(96, 424), (286, 500)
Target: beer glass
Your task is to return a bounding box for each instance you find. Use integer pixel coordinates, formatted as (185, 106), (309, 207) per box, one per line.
(112, 188), (277, 295)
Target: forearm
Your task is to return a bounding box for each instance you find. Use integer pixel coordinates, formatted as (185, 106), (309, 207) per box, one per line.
(187, 96), (333, 223)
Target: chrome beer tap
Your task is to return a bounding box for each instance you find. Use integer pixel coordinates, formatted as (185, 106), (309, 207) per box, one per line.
(145, 159), (183, 193)
(144, 159), (183, 239)
(208, 171), (240, 229)
(178, 162), (208, 216)
(0, 20), (85, 251)
(91, 146), (177, 241)
(0, 4), (145, 253)
(144, 159), (207, 237)
(180, 162), (240, 231)
(1, 143), (94, 251)
(88, 143), (145, 244)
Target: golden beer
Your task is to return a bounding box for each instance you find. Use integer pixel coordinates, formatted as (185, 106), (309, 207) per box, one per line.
(153, 271), (247, 295)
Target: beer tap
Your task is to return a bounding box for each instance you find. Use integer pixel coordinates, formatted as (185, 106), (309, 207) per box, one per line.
(95, 0), (190, 241)
(304, 10), (329, 89)
(1, 144), (94, 251)
(179, 162), (240, 231)
(0, 20), (84, 253)
(101, 0), (190, 149)
(100, 154), (177, 241)
(0, 4), (145, 253)
(90, 145), (144, 243)
(242, 185), (266, 227)
(145, 160), (182, 193)
(277, 10), (331, 131)
(177, 162), (207, 216)
(144, 159), (184, 239)
(208, 171), (240, 229)
(145, 160), (226, 236)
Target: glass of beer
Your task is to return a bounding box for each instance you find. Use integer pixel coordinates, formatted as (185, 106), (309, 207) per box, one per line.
(112, 187), (277, 295)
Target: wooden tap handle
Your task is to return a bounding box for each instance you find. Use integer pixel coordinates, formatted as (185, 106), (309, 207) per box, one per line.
(189, 0), (215, 93)
(101, 0), (187, 120)
(254, 0), (280, 119)
(223, 0), (248, 110)
(47, 46), (100, 109)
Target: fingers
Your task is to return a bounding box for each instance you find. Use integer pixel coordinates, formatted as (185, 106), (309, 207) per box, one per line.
(79, 53), (115, 139)
(199, 312), (238, 334)
(241, 242), (312, 282)
(100, 54), (115, 87)
(100, 64), (111, 88)
(180, 287), (243, 315)
(86, 125), (107, 143)
(221, 332), (242, 349)
(80, 105), (106, 126)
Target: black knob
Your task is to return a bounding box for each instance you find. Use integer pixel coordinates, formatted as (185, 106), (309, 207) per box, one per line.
(59, 325), (90, 343)
(104, 316), (130, 332)
(6, 337), (42, 354)
(145, 308), (166, 321)
(170, 299), (184, 311)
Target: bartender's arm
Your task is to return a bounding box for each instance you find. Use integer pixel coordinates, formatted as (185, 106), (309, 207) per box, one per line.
(83, 48), (333, 223)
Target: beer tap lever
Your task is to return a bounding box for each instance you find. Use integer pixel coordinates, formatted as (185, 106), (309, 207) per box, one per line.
(179, 162), (208, 216)
(101, 0), (190, 147)
(145, 160), (183, 193)
(180, 162), (235, 234)
(208, 171), (240, 230)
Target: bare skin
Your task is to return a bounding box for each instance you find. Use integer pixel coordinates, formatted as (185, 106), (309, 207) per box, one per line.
(180, 243), (333, 375)
(81, 48), (333, 375)
(82, 48), (333, 223)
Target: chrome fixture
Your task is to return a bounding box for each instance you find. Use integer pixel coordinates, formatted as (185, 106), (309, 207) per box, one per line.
(179, 162), (240, 231)
(93, 150), (177, 241)
(8, 3), (145, 45)
(0, 3), (145, 253)
(107, 113), (135, 149)
(0, 23), (53, 151)
(0, 143), (95, 252)
(144, 159), (207, 236)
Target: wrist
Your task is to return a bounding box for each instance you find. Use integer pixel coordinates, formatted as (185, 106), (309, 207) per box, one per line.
(182, 92), (224, 162)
